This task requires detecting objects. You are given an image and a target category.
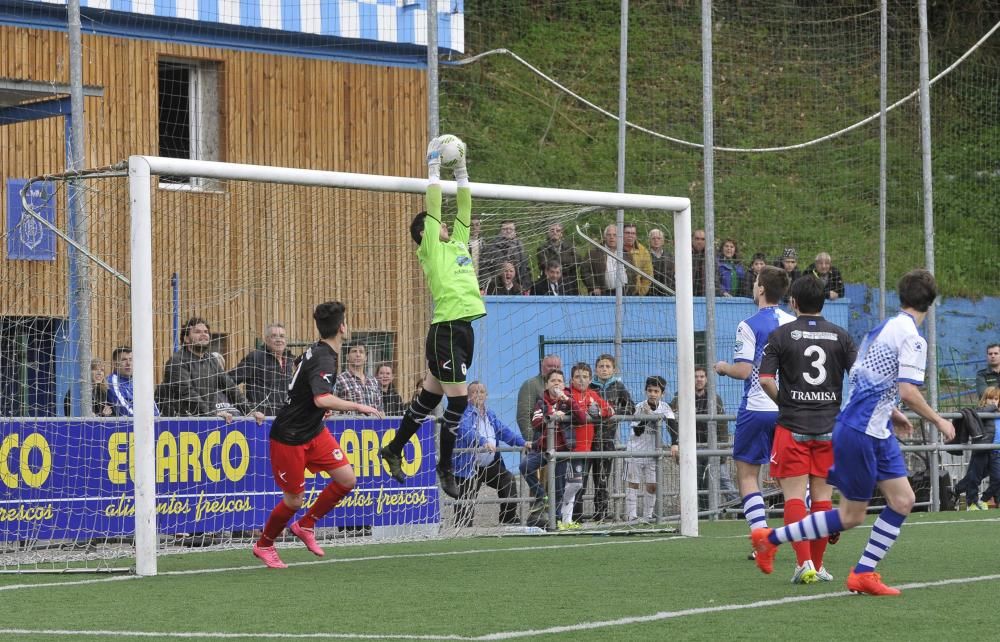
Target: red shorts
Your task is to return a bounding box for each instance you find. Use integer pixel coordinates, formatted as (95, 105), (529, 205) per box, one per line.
(769, 425), (833, 479)
(269, 428), (350, 493)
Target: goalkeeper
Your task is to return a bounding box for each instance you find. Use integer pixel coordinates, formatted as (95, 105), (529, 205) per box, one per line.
(379, 136), (486, 499)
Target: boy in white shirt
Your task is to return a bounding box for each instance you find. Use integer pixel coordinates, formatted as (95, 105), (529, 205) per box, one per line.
(626, 376), (676, 521)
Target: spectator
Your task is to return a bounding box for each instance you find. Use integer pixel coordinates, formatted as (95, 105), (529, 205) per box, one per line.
(469, 214), (484, 286)
(481, 219), (530, 289)
(582, 224), (627, 296)
(741, 252), (768, 300)
(536, 220), (581, 295)
(64, 357), (114, 417)
(953, 390), (999, 511)
(626, 375), (676, 522)
(669, 366), (737, 509)
(107, 346), (160, 417)
(566, 362), (613, 526)
(976, 343), (1000, 397)
(775, 248), (802, 284)
(530, 260), (567, 296)
(516, 354), (562, 440)
(229, 323), (295, 416)
(160, 317), (264, 424)
(647, 228), (675, 295)
(622, 223), (654, 296)
(334, 342), (383, 414)
(588, 353), (635, 522)
(692, 229), (708, 296)
(483, 261), (524, 296)
(452, 381), (527, 527)
(519, 369), (586, 527)
(806, 252), (846, 300)
(717, 238), (746, 298)
(376, 363), (405, 416)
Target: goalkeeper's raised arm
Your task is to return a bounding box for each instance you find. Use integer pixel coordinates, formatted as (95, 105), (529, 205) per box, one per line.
(380, 135), (485, 500)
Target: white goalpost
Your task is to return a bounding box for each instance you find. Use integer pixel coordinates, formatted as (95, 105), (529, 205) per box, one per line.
(126, 156), (697, 576)
(0, 156), (694, 576)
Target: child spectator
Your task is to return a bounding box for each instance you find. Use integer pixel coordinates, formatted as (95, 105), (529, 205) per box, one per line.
(626, 376), (677, 522)
(588, 353), (635, 522)
(564, 363), (613, 529)
(518, 370), (586, 527)
(741, 253), (768, 300)
(954, 386), (1000, 510)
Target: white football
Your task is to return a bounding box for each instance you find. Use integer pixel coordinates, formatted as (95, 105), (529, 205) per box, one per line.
(437, 134), (466, 170)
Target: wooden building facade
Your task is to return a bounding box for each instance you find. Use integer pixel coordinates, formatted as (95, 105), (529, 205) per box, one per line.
(0, 2), (457, 415)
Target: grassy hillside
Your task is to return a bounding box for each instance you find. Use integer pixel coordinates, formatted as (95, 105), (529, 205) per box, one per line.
(441, 2), (999, 297)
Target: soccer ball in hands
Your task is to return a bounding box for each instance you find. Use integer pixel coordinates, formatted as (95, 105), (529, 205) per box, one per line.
(431, 134), (466, 170)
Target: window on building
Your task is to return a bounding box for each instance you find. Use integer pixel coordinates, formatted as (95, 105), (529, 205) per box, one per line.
(157, 59), (222, 189)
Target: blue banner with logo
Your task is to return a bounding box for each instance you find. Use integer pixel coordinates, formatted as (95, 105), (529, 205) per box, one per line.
(0, 417), (438, 539)
(6, 179), (56, 262)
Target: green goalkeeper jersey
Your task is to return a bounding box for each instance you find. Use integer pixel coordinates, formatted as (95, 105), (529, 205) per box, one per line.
(419, 184), (487, 324)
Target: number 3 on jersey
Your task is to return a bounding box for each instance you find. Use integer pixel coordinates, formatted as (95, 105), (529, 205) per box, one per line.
(803, 345), (827, 386)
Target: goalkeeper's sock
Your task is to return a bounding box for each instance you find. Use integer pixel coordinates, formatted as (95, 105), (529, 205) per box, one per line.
(438, 395), (468, 469)
(625, 487), (638, 520)
(742, 492), (768, 532)
(809, 500), (834, 568)
(783, 498), (811, 566)
(257, 501), (297, 548)
(388, 389), (443, 455)
(298, 480), (353, 529)
(854, 506), (905, 573)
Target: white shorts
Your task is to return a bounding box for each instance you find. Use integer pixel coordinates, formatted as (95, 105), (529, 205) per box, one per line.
(625, 432), (658, 485)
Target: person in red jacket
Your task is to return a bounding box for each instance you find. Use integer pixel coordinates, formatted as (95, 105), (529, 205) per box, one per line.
(562, 363), (614, 529)
(519, 369), (587, 527)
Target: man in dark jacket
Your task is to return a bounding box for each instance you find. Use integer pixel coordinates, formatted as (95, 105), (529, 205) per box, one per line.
(160, 317), (264, 424)
(806, 252), (846, 301)
(230, 323), (296, 416)
(536, 221), (580, 294)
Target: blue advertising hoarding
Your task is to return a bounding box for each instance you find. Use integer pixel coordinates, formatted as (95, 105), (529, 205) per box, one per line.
(0, 417), (438, 539)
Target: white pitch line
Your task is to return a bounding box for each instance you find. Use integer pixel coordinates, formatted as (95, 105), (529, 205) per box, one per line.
(2, 573), (999, 640)
(0, 534), (686, 592)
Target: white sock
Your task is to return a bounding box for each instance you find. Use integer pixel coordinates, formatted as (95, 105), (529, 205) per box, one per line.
(561, 482), (581, 523)
(643, 490), (657, 519)
(625, 487), (638, 520)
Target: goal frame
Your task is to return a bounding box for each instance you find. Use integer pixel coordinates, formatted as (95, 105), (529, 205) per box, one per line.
(127, 155), (697, 576)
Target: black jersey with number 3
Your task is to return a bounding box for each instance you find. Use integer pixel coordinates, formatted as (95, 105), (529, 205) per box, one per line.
(759, 316), (858, 436)
(270, 341), (339, 445)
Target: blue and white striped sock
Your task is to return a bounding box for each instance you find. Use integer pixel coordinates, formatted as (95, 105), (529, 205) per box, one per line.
(855, 507), (906, 573)
(769, 509), (844, 545)
(742, 492), (768, 531)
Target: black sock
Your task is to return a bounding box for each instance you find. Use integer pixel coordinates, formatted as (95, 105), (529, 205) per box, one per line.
(438, 395), (468, 471)
(388, 388), (443, 455)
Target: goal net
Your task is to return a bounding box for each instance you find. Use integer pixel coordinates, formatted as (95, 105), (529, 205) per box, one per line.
(1, 157), (694, 575)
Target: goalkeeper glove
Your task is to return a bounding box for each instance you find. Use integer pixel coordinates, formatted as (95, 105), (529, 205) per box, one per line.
(426, 137), (442, 182)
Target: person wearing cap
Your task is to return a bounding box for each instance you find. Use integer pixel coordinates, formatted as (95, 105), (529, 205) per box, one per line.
(775, 248), (802, 302)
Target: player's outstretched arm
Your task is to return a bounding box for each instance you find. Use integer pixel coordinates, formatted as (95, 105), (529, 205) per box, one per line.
(898, 382), (955, 441)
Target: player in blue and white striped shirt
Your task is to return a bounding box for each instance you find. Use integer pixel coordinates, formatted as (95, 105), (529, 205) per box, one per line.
(714, 266), (793, 547)
(752, 269), (955, 595)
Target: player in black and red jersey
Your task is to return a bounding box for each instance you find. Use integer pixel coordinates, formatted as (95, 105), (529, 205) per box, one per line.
(252, 301), (383, 569)
(758, 275), (857, 585)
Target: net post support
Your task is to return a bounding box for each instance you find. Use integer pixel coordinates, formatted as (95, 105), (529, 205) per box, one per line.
(129, 156), (158, 577)
(673, 205), (698, 537)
